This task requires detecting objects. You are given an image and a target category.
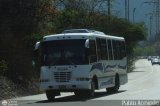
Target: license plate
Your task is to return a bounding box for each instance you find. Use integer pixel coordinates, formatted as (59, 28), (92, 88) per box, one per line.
(59, 85), (66, 89)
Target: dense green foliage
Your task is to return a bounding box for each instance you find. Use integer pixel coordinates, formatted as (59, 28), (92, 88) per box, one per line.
(0, 0), (146, 86)
(133, 41), (160, 56)
(0, 60), (8, 75)
(133, 46), (156, 56)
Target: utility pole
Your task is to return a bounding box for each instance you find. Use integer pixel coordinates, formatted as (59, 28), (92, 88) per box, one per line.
(107, 0), (111, 33)
(124, 0), (129, 21)
(125, 0), (127, 20)
(133, 8), (136, 23)
(127, 0), (130, 21)
(155, 0), (158, 34)
(157, 0), (159, 34)
(154, 0), (160, 38)
(150, 15), (153, 41)
(144, 0), (160, 40)
(108, 0), (111, 20)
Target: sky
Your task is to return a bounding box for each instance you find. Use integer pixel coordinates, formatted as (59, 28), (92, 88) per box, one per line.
(112, 0), (156, 40)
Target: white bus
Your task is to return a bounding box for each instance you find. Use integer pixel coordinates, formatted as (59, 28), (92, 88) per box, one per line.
(34, 29), (128, 100)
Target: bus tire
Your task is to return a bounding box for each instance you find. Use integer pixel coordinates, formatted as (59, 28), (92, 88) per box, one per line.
(46, 90), (59, 101)
(86, 80), (95, 97)
(106, 75), (120, 93)
(74, 91), (84, 97)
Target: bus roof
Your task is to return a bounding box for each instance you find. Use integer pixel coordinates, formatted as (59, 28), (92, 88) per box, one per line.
(43, 30), (125, 42)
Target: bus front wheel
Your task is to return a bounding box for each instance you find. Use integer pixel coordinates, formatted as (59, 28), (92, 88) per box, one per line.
(74, 81), (95, 97)
(86, 80), (95, 97)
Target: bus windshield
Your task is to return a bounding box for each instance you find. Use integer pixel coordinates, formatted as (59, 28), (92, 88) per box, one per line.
(41, 39), (88, 66)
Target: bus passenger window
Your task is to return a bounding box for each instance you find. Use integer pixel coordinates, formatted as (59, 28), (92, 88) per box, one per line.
(113, 40), (120, 60)
(121, 41), (126, 58)
(96, 38), (101, 60)
(107, 40), (113, 60)
(117, 41), (121, 59)
(89, 40), (97, 63)
(119, 41), (124, 59)
(101, 39), (108, 60)
(112, 40), (116, 60)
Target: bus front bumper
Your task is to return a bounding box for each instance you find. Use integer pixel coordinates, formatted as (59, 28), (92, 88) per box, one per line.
(39, 81), (91, 91)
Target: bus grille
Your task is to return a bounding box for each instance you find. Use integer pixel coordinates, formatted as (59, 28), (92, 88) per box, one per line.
(54, 72), (71, 82)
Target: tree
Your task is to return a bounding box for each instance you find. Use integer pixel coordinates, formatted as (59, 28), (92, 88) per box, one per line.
(0, 0), (146, 88)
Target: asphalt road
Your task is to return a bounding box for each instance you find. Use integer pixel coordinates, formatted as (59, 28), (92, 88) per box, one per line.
(2, 59), (160, 106)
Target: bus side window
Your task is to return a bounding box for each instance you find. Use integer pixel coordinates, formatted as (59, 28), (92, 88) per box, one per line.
(121, 41), (126, 58)
(106, 39), (109, 60)
(112, 40), (116, 60)
(117, 41), (122, 59)
(89, 40), (97, 63)
(107, 39), (113, 60)
(116, 41), (120, 60)
(96, 38), (101, 61)
(101, 39), (108, 60)
(119, 41), (126, 59)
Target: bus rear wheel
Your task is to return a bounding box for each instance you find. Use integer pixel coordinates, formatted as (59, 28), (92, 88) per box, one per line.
(46, 90), (60, 101)
(106, 75), (120, 93)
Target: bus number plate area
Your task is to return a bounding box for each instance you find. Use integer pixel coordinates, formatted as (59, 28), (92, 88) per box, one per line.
(59, 85), (66, 89)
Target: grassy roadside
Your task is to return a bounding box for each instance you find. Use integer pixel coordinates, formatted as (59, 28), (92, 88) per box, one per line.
(0, 76), (17, 100)
(0, 76), (40, 100)
(127, 56), (137, 73)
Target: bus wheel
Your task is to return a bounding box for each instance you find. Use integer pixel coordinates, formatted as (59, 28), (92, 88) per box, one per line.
(46, 90), (60, 101)
(106, 75), (120, 93)
(74, 91), (84, 97)
(87, 80), (95, 97)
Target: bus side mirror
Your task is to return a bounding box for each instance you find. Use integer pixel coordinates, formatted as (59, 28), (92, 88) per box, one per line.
(32, 49), (38, 67)
(32, 60), (35, 67)
(85, 39), (89, 48)
(33, 41), (40, 68)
